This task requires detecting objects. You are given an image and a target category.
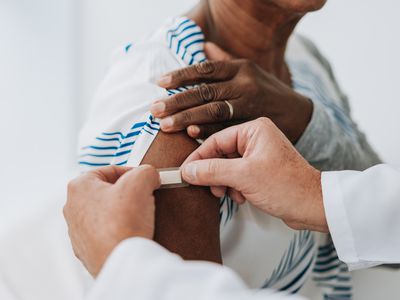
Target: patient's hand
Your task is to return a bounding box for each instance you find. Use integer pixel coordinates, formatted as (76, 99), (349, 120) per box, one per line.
(142, 131), (222, 263)
(151, 43), (312, 144)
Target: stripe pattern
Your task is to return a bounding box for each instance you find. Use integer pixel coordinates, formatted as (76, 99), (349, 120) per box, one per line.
(263, 231), (317, 293)
(79, 115), (160, 168)
(313, 242), (352, 299)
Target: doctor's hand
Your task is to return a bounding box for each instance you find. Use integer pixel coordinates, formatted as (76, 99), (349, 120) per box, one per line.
(182, 118), (328, 233)
(151, 42), (312, 144)
(64, 165), (160, 277)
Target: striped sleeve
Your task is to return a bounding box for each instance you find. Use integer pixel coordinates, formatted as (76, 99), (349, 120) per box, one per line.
(78, 42), (178, 170)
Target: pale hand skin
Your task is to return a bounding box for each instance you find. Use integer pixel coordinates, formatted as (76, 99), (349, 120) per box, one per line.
(181, 118), (329, 233)
(64, 165), (161, 277)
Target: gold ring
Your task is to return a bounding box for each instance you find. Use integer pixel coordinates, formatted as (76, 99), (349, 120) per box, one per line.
(224, 100), (234, 120)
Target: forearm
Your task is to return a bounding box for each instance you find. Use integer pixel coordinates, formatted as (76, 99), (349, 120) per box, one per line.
(295, 101), (381, 171)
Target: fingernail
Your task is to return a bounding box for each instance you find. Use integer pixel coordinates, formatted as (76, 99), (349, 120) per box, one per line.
(150, 102), (166, 115)
(157, 75), (172, 87)
(183, 163), (197, 183)
(188, 125), (200, 137)
(160, 117), (173, 130)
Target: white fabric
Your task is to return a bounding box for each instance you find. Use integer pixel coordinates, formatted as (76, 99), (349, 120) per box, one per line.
(87, 238), (305, 300)
(322, 164), (400, 270)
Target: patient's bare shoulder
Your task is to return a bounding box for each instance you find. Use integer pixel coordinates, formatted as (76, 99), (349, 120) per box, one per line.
(141, 131), (222, 263)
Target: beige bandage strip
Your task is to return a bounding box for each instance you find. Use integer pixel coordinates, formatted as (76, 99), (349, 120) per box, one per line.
(158, 168), (189, 189)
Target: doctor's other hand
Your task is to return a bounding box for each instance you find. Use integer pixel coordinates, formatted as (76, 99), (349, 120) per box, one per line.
(182, 118), (328, 233)
(151, 42), (312, 144)
(64, 165), (161, 277)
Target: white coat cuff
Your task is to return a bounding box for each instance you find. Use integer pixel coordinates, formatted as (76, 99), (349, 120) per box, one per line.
(322, 172), (364, 270)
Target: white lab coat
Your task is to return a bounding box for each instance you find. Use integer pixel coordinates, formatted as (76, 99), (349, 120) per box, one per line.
(86, 163), (400, 300)
(322, 164), (400, 270)
(86, 238), (304, 300)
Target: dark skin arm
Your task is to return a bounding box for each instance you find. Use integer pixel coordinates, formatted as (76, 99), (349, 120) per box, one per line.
(141, 131), (222, 263)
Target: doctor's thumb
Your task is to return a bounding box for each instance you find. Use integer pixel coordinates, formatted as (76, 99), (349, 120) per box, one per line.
(182, 158), (242, 188)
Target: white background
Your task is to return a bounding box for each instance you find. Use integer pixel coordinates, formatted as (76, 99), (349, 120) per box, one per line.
(0, 0), (399, 299)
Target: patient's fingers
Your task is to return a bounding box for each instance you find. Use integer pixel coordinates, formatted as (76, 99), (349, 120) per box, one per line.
(151, 81), (239, 118)
(159, 99), (240, 132)
(157, 60), (240, 89)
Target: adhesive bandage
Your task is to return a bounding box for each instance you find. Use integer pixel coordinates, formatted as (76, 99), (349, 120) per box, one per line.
(158, 168), (189, 189)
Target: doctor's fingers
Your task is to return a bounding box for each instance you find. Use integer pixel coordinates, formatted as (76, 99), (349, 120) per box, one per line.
(183, 124), (243, 165)
(116, 165), (161, 194)
(182, 158), (245, 189)
(89, 165), (133, 184)
(183, 119), (270, 165)
(157, 60), (241, 89)
(151, 81), (240, 118)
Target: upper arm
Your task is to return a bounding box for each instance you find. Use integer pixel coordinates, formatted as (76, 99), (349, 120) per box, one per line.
(79, 43), (222, 263)
(141, 131), (222, 263)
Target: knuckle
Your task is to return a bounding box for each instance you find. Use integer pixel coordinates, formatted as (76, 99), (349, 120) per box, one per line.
(171, 93), (186, 107)
(67, 178), (78, 193)
(198, 84), (216, 102)
(139, 164), (157, 176)
(170, 69), (185, 84)
(255, 117), (274, 129)
(194, 61), (216, 75)
(180, 110), (193, 124)
(207, 102), (230, 121)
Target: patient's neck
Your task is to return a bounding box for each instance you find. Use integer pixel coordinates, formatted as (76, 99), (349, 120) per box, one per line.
(187, 0), (301, 83)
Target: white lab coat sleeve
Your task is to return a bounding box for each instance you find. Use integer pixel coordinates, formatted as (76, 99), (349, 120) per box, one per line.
(86, 238), (305, 300)
(322, 164), (400, 270)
